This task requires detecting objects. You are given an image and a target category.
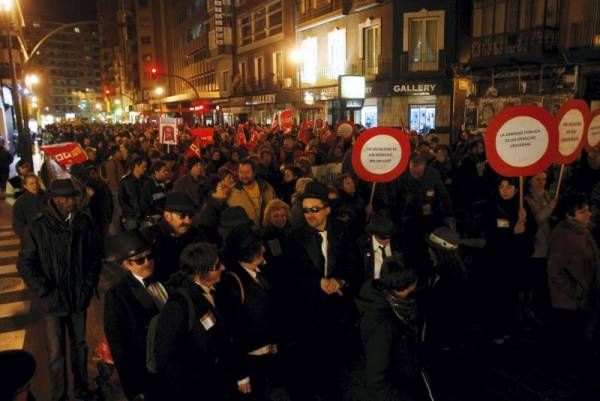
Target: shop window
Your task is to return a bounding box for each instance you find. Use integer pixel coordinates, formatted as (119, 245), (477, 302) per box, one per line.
(327, 28), (346, 79)
(301, 36), (317, 85)
(361, 106), (378, 128)
(404, 10), (444, 72)
(409, 104), (436, 134)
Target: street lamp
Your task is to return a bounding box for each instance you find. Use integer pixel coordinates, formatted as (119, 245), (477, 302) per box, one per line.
(25, 74), (39, 87)
(0, 0), (12, 12)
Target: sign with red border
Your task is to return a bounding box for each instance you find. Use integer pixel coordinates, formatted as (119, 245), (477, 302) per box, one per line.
(336, 120), (354, 139)
(352, 127), (411, 183)
(587, 109), (600, 150)
(485, 105), (558, 177)
(556, 100), (589, 164)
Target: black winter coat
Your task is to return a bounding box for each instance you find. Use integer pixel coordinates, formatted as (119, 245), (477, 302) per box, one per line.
(356, 280), (423, 401)
(155, 278), (231, 401)
(12, 191), (46, 238)
(104, 273), (163, 400)
(118, 173), (146, 219)
(17, 204), (101, 315)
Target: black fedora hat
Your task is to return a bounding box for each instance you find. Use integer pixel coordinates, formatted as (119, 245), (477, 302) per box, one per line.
(220, 206), (253, 228)
(164, 192), (195, 214)
(106, 230), (154, 262)
(0, 350), (36, 401)
(300, 180), (329, 202)
(366, 213), (396, 237)
(49, 178), (81, 197)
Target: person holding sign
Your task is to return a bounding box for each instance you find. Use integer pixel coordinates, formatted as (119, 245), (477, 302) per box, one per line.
(482, 177), (537, 345)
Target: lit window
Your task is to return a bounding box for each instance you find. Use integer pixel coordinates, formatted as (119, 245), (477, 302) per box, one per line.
(74, 27), (80, 33)
(327, 28), (346, 79)
(403, 10), (444, 72)
(301, 36), (317, 85)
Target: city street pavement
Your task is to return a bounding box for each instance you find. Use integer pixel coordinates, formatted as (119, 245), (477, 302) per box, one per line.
(0, 196), (598, 401)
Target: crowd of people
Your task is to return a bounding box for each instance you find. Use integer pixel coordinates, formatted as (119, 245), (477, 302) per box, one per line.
(4, 120), (600, 401)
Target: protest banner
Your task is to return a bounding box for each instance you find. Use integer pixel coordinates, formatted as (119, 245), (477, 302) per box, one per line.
(280, 109), (294, 134)
(41, 142), (88, 167)
(484, 105), (558, 208)
(159, 118), (178, 145)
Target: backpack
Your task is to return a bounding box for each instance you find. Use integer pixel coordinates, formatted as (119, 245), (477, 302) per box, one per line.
(146, 287), (196, 374)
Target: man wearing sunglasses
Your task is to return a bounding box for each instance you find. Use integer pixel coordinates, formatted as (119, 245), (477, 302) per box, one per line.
(104, 230), (168, 401)
(142, 192), (206, 281)
(284, 180), (360, 401)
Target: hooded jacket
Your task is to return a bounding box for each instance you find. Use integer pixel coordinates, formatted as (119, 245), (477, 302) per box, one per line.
(17, 202), (101, 315)
(356, 280), (422, 401)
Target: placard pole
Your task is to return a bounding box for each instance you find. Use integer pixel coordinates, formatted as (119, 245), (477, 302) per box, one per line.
(369, 182), (377, 208)
(555, 164), (566, 201)
(167, 144), (170, 154)
(519, 176), (524, 211)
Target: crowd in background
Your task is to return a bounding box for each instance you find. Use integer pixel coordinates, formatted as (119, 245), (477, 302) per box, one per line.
(3, 120), (600, 401)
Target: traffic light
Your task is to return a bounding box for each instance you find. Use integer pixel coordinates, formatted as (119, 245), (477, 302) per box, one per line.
(104, 88), (111, 96)
(150, 66), (158, 80)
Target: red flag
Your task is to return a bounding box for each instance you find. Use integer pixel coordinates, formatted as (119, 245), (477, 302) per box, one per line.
(235, 124), (247, 147)
(41, 142), (88, 167)
(280, 109), (294, 135)
(270, 112), (279, 132)
(184, 132), (214, 159)
(246, 127), (260, 151)
(320, 124), (335, 147)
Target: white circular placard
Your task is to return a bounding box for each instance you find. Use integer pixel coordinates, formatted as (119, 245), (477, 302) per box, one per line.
(359, 135), (402, 175)
(588, 113), (600, 148)
(559, 109), (585, 157)
(495, 116), (549, 168)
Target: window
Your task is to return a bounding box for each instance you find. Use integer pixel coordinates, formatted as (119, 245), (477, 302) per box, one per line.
(272, 51), (283, 82)
(410, 104), (436, 134)
(222, 70), (230, 92)
(301, 36), (317, 84)
(474, 0), (559, 38)
(238, 1), (283, 46)
(363, 24), (380, 75)
(327, 28), (346, 78)
(239, 61), (247, 84)
(404, 10), (444, 71)
(255, 56), (265, 83)
(141, 36), (151, 45)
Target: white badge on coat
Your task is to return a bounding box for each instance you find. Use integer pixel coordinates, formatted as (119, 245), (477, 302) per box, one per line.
(426, 190), (435, 197)
(199, 311), (216, 331)
(496, 219), (510, 228)
(422, 204), (432, 216)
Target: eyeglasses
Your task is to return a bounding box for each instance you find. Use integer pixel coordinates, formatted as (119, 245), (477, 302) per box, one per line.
(128, 253), (153, 265)
(303, 206), (325, 214)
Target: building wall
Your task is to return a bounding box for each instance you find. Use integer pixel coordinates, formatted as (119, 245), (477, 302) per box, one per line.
(24, 19), (103, 119)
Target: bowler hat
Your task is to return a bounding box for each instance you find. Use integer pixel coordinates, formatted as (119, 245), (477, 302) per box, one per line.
(106, 229), (154, 262)
(366, 214), (396, 237)
(164, 192), (195, 214)
(300, 180), (329, 202)
(220, 206), (253, 228)
(0, 350), (36, 401)
(49, 178), (81, 197)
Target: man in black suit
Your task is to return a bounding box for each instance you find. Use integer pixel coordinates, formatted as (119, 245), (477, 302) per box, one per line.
(142, 192), (206, 281)
(356, 213), (402, 286)
(284, 181), (360, 401)
(104, 230), (169, 401)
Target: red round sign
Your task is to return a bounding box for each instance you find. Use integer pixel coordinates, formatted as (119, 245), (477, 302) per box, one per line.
(587, 108), (600, 150)
(556, 99), (589, 164)
(485, 105), (558, 177)
(352, 127), (411, 183)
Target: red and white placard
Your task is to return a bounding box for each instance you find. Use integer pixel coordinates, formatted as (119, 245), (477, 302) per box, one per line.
(587, 108), (600, 150)
(485, 105), (558, 177)
(336, 120), (354, 140)
(351, 127), (411, 183)
(556, 100), (589, 164)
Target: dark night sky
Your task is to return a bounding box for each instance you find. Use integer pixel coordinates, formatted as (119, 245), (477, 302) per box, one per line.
(20, 0), (97, 22)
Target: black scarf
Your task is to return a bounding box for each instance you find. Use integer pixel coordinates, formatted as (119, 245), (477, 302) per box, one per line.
(384, 290), (418, 334)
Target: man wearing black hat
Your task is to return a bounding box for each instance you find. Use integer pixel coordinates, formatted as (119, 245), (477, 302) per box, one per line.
(284, 180), (360, 401)
(17, 178), (101, 401)
(104, 230), (168, 401)
(357, 213), (402, 285)
(142, 192), (206, 281)
(173, 156), (211, 210)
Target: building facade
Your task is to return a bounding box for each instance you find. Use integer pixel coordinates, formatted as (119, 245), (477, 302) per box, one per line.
(23, 19), (103, 121)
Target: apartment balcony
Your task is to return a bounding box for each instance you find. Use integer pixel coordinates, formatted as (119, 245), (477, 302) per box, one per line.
(299, 0), (352, 27)
(347, 57), (393, 80)
(232, 78), (284, 96)
(398, 50), (447, 77)
(568, 20), (600, 61)
(470, 27), (560, 66)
